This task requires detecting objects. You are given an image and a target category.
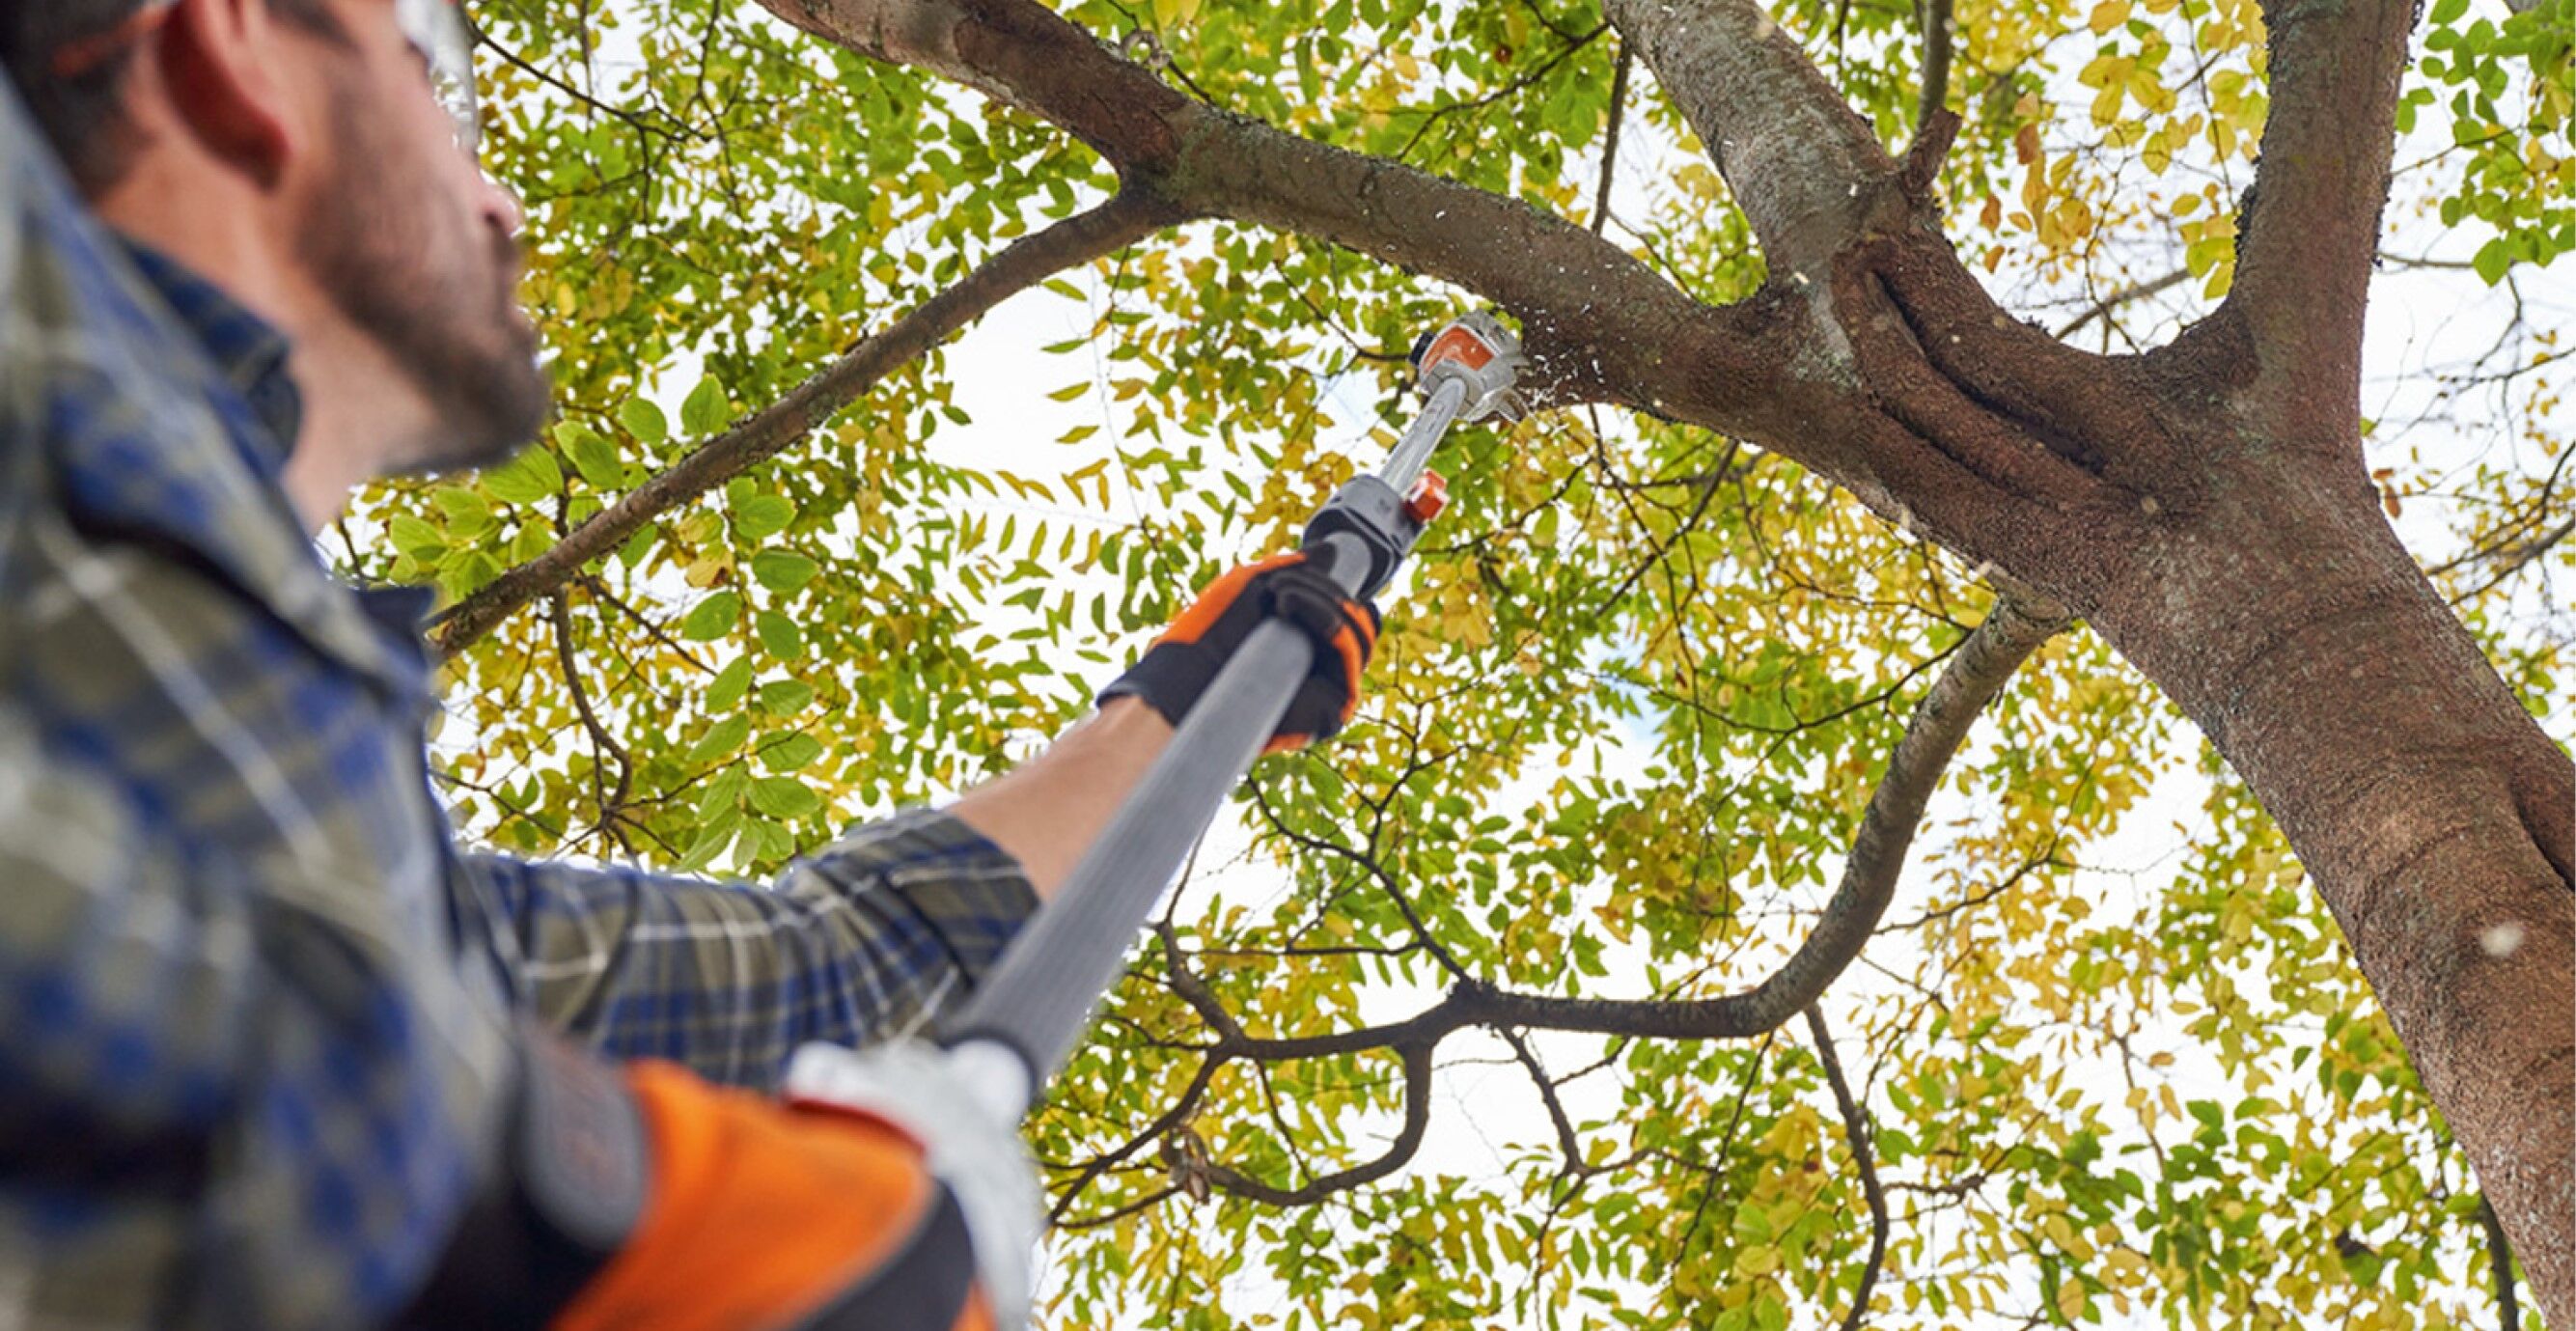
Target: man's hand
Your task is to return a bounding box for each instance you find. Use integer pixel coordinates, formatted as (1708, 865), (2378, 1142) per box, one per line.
(1098, 548), (1382, 752)
(400, 1031), (1026, 1331)
(784, 1040), (1044, 1327)
(545, 1053), (1026, 1331)
(945, 549), (1381, 900)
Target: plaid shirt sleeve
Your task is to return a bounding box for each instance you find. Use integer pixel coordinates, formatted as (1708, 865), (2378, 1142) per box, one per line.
(466, 807), (1039, 1090)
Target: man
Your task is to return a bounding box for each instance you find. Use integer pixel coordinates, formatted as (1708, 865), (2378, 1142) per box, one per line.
(0, 1), (1381, 1326)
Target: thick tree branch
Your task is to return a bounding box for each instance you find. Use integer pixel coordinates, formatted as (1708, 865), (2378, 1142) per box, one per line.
(757, 0), (1790, 426)
(1600, 0), (1897, 277)
(432, 190), (1178, 652)
(1197, 1042), (1436, 1206)
(1158, 593), (2064, 1072)
(1464, 592), (2066, 1037)
(751, 0), (2172, 598)
(1805, 1006), (1889, 1331)
(2227, 0), (2414, 429)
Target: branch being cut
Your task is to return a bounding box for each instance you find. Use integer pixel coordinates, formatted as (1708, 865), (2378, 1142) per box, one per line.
(757, 0), (1792, 429)
(1197, 1043), (1437, 1206)
(2226, 0), (2415, 429)
(1089, 594), (2059, 1213)
(432, 190), (1180, 652)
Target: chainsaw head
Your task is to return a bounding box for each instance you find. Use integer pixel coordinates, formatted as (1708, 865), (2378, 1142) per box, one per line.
(1411, 311), (1528, 424)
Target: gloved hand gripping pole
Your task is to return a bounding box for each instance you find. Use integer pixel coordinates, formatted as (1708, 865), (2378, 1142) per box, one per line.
(938, 313), (1529, 1116)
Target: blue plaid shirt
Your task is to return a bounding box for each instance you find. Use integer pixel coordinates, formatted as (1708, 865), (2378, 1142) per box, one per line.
(0, 83), (1036, 1329)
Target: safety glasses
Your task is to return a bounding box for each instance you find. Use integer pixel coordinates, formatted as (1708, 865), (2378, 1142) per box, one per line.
(51, 0), (482, 154)
(393, 0), (481, 153)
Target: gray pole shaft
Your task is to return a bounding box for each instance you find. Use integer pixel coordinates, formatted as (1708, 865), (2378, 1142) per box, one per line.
(1380, 378), (1466, 490)
(944, 531), (1377, 1112)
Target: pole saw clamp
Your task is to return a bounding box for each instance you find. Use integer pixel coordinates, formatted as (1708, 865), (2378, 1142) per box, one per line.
(1409, 310), (1528, 424)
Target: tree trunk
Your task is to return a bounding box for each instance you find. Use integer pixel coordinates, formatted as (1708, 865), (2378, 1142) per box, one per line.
(2077, 409), (2576, 1311)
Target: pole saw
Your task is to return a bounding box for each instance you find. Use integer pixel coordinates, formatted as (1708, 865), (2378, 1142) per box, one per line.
(782, 312), (1528, 1329)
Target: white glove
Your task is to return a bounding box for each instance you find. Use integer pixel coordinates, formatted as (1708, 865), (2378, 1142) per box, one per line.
(783, 1039), (1045, 1330)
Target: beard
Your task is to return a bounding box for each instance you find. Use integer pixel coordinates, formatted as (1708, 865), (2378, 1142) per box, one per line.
(296, 69), (551, 475)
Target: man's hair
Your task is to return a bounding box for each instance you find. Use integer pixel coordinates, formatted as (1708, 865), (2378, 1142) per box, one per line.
(0, 0), (341, 194)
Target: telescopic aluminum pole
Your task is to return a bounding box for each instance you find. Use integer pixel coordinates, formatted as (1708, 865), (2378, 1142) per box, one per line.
(940, 315), (1523, 1121)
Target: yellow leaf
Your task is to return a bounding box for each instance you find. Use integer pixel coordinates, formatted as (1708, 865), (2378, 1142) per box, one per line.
(2091, 81), (2126, 126)
(2057, 1280), (2088, 1320)
(2090, 0), (2131, 32)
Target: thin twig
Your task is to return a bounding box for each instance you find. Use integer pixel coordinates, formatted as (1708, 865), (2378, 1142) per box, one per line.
(1807, 1006), (1890, 1331)
(2055, 267), (2192, 339)
(1592, 42), (1632, 236)
(2480, 1195), (2523, 1331)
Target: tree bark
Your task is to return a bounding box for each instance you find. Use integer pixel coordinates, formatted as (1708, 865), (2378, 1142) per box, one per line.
(2079, 446), (2575, 1306)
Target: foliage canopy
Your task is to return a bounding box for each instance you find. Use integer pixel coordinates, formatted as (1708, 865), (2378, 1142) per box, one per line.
(380, 0), (2571, 1324)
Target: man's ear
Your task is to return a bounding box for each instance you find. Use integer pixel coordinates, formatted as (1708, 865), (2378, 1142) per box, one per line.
(156, 0), (301, 187)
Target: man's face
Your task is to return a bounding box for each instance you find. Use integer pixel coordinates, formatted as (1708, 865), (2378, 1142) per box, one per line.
(291, 0), (548, 474)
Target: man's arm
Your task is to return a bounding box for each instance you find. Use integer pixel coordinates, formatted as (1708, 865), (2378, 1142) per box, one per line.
(946, 694), (1173, 897)
(475, 553), (1378, 1088)
(466, 697), (1166, 1088)
(468, 804), (1035, 1089)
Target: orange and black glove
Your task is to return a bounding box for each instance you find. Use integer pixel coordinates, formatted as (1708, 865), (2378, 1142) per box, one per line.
(1099, 546), (1381, 752)
(399, 1033), (1035, 1331)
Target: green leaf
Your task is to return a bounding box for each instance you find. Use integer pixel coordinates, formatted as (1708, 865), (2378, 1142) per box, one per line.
(388, 514), (445, 560)
(760, 732), (825, 772)
(756, 609), (807, 660)
(674, 809), (740, 873)
(483, 447), (564, 505)
(431, 486), (492, 529)
(751, 550), (820, 594)
(562, 423), (624, 489)
(734, 494), (798, 542)
(619, 397), (669, 444)
(749, 775), (821, 818)
(686, 713), (753, 764)
(706, 657), (754, 712)
(680, 591), (742, 641)
(760, 679), (816, 714)
(696, 763), (749, 820)
(681, 375), (733, 435)
(2472, 236), (2513, 285)
(2429, 0), (2467, 23)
